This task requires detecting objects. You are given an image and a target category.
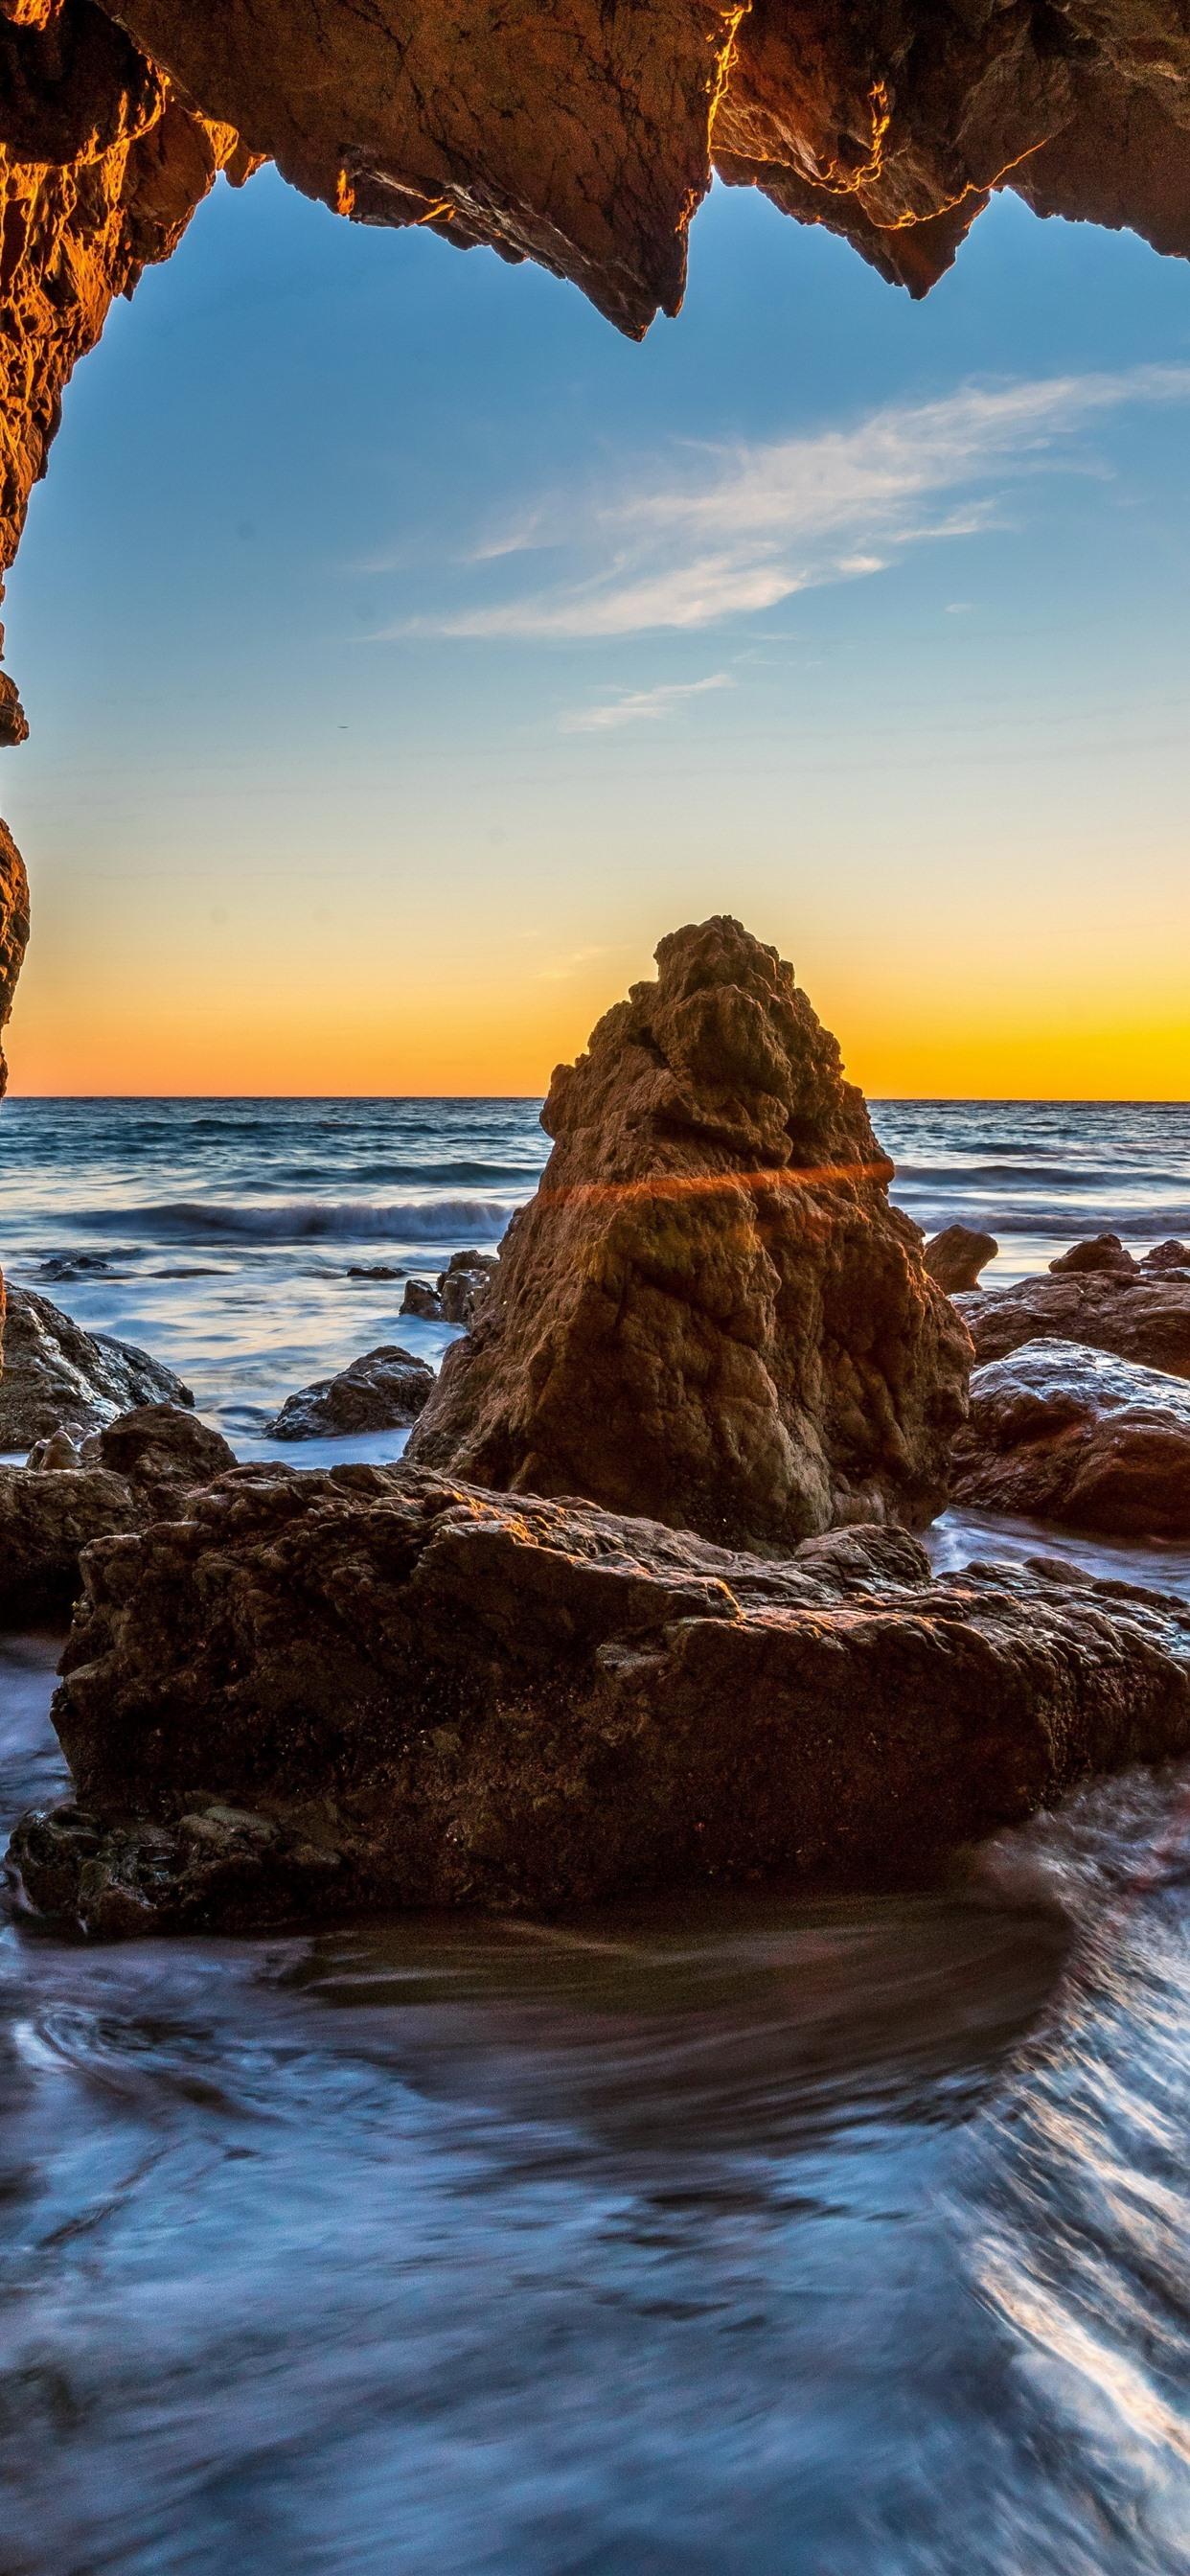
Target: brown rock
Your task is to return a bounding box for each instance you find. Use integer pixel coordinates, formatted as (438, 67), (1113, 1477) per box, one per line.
(925, 1224), (998, 1294)
(409, 919), (971, 1548)
(265, 1346), (434, 1440)
(0, 819), (30, 1094)
(0, 1399), (234, 1616)
(400, 1278), (444, 1324)
(438, 1248), (498, 1327)
(10, 1462), (1188, 1934)
(958, 1272), (1190, 1381)
(951, 1339), (1190, 1539)
(0, 1281), (193, 1447)
(1144, 1241), (1190, 1274)
(1050, 1232), (1138, 1276)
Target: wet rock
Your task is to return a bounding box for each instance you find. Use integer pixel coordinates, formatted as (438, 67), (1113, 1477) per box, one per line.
(0, 1282), (193, 1447)
(1144, 1240), (1190, 1275)
(347, 1264), (405, 1281)
(400, 1279), (444, 1323)
(439, 1250), (497, 1327)
(951, 1340), (1190, 1539)
(265, 1346), (434, 1440)
(959, 1273), (1190, 1381)
(924, 1225), (998, 1293)
(409, 918), (971, 1548)
(37, 1251), (115, 1281)
(0, 1401), (234, 1618)
(11, 1461), (1188, 1935)
(1050, 1232), (1137, 1276)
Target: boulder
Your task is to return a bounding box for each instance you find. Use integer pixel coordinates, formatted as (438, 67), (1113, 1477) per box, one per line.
(409, 918), (972, 1547)
(0, 1281), (193, 1447)
(924, 1224), (998, 1293)
(958, 1272), (1190, 1381)
(439, 1248), (498, 1327)
(400, 1279), (444, 1323)
(9, 1462), (1188, 1936)
(1144, 1241), (1190, 1276)
(265, 1346), (434, 1440)
(400, 1252), (497, 1330)
(1050, 1232), (1137, 1276)
(0, 1401), (234, 1619)
(950, 1340), (1190, 1539)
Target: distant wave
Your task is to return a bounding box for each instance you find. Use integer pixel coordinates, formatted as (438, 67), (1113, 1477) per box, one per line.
(86, 1196), (519, 1246)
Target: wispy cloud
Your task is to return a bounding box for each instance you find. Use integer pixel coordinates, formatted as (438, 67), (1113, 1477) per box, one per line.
(561, 673), (734, 733)
(370, 364), (1190, 642)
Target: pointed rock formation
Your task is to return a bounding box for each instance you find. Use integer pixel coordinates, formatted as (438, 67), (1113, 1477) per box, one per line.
(408, 919), (971, 1548)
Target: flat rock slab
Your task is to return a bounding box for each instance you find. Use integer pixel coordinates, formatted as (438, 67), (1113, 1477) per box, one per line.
(958, 1273), (1190, 1380)
(265, 1346), (435, 1440)
(0, 1281), (192, 1447)
(10, 1464), (1188, 1937)
(951, 1339), (1190, 1539)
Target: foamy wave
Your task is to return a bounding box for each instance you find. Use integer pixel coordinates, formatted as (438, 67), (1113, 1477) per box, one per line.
(88, 1196), (519, 1246)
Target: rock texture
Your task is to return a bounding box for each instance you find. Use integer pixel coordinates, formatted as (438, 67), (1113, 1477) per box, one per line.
(0, 1398), (233, 1616)
(400, 1251), (498, 1331)
(959, 1272), (1190, 1382)
(1050, 1232), (1137, 1276)
(925, 1224), (998, 1294)
(1144, 1241), (1190, 1275)
(440, 1249), (498, 1327)
(409, 919), (971, 1548)
(0, 5), (258, 742)
(266, 1345), (434, 1441)
(10, 1463), (1189, 1935)
(0, 1280), (193, 1446)
(0, 817), (29, 1089)
(951, 1339), (1190, 1539)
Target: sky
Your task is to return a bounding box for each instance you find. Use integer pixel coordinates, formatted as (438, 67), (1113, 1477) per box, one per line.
(3, 165), (1190, 1097)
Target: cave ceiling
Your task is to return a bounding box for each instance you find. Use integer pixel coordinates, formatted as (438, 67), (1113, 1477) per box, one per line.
(1, 0), (1189, 1062)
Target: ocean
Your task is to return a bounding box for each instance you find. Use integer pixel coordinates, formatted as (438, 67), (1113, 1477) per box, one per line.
(2, 1093), (1188, 1463)
(1, 1093), (1189, 2574)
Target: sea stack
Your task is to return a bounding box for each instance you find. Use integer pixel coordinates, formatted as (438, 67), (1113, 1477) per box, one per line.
(408, 917), (971, 1547)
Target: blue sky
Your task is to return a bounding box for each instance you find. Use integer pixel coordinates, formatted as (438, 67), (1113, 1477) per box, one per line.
(4, 167), (1190, 1092)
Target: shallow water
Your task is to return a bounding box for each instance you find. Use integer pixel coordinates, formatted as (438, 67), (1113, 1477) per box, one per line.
(2, 1638), (1188, 2574)
(1, 1096), (1189, 2567)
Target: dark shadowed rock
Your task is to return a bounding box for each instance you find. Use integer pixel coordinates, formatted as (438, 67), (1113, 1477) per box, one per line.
(399, 1253), (497, 1330)
(1144, 1241), (1190, 1275)
(400, 1279), (444, 1323)
(1050, 1233), (1138, 1276)
(925, 1225), (998, 1293)
(37, 1251), (116, 1282)
(0, 1402), (234, 1619)
(951, 1340), (1190, 1539)
(0, 1282), (193, 1447)
(10, 1462), (1188, 1936)
(80, 1402), (235, 1494)
(409, 919), (971, 1547)
(959, 1273), (1190, 1381)
(265, 1346), (435, 1440)
(439, 1249), (498, 1327)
